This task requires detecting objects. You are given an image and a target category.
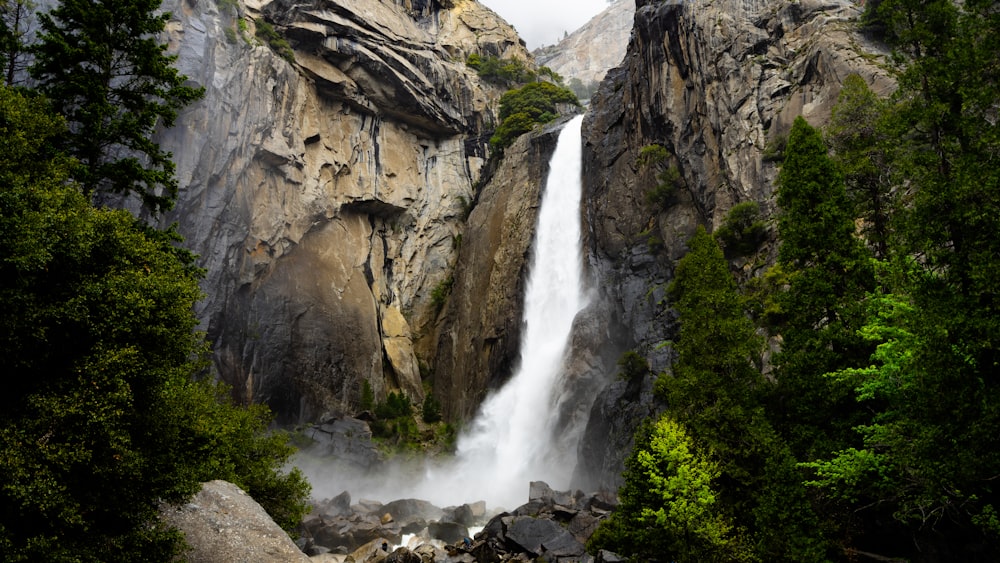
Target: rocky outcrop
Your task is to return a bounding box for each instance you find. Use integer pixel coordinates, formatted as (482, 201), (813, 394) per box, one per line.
(297, 490), (489, 555)
(153, 0), (531, 424)
(533, 0), (634, 91)
(472, 481), (617, 562)
(299, 481), (615, 562)
(161, 480), (309, 563)
(575, 0), (894, 490)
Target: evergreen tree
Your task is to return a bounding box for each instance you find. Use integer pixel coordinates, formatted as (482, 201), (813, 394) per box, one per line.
(586, 415), (749, 562)
(770, 116), (876, 460)
(30, 0), (203, 213)
(826, 74), (895, 259)
(658, 226), (827, 560)
(0, 85), (308, 561)
(0, 0), (33, 86)
(804, 1), (1000, 555)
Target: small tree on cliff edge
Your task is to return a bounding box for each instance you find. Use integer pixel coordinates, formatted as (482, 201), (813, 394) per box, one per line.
(31, 0), (203, 213)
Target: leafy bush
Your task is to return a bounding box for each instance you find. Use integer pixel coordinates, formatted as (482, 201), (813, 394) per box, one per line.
(636, 143), (669, 167)
(430, 276), (454, 312)
(466, 53), (535, 84)
(714, 201), (768, 257)
(489, 81), (579, 150)
(617, 350), (649, 381)
(375, 392), (412, 420)
(0, 86), (309, 559)
(645, 166), (682, 209)
(422, 393), (443, 423)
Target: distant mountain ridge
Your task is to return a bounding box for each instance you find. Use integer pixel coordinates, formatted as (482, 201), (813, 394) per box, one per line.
(533, 0), (634, 97)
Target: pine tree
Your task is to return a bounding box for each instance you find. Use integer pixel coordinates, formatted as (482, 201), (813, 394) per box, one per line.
(771, 116), (875, 460)
(806, 1), (1000, 553)
(31, 0), (203, 213)
(826, 74), (895, 259)
(0, 85), (309, 561)
(586, 415), (749, 562)
(0, 0), (34, 86)
(659, 226), (827, 560)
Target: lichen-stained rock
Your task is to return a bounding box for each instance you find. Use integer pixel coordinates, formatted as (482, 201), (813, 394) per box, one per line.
(161, 480), (309, 563)
(577, 0), (894, 490)
(151, 0), (530, 424)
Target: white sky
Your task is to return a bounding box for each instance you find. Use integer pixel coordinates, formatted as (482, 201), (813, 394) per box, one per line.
(479, 0), (612, 50)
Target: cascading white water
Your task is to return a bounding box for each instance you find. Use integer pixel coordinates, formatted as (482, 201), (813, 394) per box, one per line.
(439, 114), (588, 509)
(301, 115), (589, 511)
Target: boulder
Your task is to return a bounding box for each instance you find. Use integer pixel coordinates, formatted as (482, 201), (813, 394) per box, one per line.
(302, 417), (381, 471)
(427, 520), (469, 544)
(505, 516), (580, 557)
(160, 480), (309, 563)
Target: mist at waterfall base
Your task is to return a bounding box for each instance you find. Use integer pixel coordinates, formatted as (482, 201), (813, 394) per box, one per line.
(298, 116), (589, 512)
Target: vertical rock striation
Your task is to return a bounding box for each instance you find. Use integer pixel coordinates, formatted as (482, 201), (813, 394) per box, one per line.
(575, 0), (894, 490)
(153, 0), (529, 424)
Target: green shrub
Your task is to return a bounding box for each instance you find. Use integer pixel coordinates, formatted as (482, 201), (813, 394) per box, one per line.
(255, 19), (294, 63)
(0, 86), (309, 559)
(466, 53), (535, 84)
(636, 144), (669, 167)
(360, 380), (375, 412)
(430, 276), (454, 312)
(375, 392), (411, 420)
(645, 166), (682, 209)
(422, 393), (443, 423)
(489, 82), (579, 150)
(617, 350), (649, 381)
(714, 201), (768, 257)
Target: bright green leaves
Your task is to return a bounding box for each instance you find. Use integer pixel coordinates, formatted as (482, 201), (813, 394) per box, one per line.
(587, 415), (749, 562)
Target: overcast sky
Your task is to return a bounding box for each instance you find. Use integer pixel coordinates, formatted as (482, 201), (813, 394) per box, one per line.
(479, 0), (612, 50)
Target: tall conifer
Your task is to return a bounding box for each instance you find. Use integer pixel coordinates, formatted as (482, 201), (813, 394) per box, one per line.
(31, 0), (203, 213)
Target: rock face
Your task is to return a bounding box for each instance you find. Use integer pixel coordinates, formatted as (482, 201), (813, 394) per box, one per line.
(153, 0), (530, 424)
(533, 0), (634, 90)
(575, 0), (894, 490)
(161, 480), (309, 563)
(431, 119), (566, 420)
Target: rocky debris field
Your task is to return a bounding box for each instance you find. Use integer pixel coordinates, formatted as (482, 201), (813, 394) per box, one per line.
(297, 481), (623, 562)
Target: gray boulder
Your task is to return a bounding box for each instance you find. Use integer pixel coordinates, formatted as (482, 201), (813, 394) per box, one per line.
(160, 480), (308, 563)
(505, 516), (582, 557)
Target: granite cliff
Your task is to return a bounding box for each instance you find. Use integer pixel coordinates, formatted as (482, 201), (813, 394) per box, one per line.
(574, 0), (894, 490)
(149, 0), (895, 489)
(533, 0), (635, 93)
(153, 0), (532, 424)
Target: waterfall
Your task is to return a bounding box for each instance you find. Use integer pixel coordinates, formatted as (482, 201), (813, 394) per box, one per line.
(442, 114), (588, 509)
(300, 115), (589, 511)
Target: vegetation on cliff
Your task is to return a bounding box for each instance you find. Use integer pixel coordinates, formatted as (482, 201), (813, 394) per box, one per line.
(489, 81), (579, 150)
(0, 1), (309, 560)
(591, 0), (1000, 560)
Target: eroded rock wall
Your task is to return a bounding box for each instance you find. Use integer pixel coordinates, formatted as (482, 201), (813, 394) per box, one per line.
(575, 0), (894, 490)
(431, 122), (563, 421)
(154, 0), (529, 424)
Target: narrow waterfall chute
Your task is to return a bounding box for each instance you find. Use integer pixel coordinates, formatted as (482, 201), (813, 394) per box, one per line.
(445, 114), (588, 508)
